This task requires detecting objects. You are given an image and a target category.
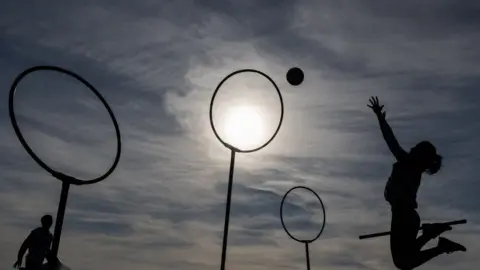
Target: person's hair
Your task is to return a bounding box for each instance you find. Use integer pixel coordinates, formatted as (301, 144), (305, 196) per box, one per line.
(412, 141), (442, 175)
(41, 215), (53, 228)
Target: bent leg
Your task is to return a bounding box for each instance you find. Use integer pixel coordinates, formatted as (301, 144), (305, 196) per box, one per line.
(390, 212), (459, 269)
(398, 237), (467, 270)
(390, 207), (421, 269)
(415, 223), (452, 250)
(401, 247), (445, 269)
(414, 230), (441, 251)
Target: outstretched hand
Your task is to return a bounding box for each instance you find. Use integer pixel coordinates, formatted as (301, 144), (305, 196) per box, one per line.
(368, 96), (386, 118)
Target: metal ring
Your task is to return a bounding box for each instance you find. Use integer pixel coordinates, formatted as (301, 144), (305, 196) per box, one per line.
(280, 186), (326, 243)
(8, 65), (122, 186)
(209, 69), (284, 153)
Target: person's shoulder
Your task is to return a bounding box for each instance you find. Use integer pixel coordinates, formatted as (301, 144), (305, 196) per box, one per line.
(396, 152), (414, 165)
(395, 149), (410, 162)
(31, 227), (42, 234)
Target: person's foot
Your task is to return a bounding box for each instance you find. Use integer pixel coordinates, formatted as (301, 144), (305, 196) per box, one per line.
(438, 237), (467, 254)
(423, 223), (451, 238)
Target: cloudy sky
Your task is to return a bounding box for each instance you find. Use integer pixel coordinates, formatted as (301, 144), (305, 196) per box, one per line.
(1, 0), (479, 269)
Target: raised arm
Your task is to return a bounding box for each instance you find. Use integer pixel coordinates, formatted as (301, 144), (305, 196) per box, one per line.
(368, 96), (407, 161)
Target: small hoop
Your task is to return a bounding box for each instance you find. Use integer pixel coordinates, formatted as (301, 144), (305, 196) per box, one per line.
(280, 186), (326, 243)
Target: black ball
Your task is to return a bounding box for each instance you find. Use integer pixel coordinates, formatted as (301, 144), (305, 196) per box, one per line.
(286, 67), (304, 86)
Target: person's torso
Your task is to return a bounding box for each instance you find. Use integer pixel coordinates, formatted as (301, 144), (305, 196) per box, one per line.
(384, 160), (422, 209)
(27, 228), (53, 260)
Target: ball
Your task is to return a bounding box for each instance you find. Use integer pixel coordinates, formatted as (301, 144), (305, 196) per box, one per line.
(286, 67), (304, 86)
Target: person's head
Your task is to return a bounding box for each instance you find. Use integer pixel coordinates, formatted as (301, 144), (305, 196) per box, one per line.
(409, 141), (442, 174)
(41, 214), (53, 229)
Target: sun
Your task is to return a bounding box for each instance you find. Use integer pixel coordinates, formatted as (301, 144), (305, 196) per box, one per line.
(223, 106), (264, 150)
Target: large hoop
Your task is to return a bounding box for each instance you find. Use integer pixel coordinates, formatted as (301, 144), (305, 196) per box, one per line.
(9, 65), (122, 185)
(209, 69), (284, 153)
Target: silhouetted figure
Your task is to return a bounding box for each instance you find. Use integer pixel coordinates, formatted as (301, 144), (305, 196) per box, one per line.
(14, 215), (54, 270)
(368, 96), (466, 270)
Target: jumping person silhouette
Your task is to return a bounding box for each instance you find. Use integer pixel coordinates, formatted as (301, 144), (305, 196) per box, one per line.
(13, 215), (54, 270)
(368, 96), (466, 270)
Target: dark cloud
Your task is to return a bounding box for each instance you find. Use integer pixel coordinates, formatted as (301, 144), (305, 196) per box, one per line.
(65, 219), (135, 237)
(0, 35), (184, 137)
(277, 156), (388, 183)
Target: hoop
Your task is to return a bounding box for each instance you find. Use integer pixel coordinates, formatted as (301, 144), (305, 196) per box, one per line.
(8, 65), (122, 185)
(280, 186), (326, 243)
(209, 69), (284, 153)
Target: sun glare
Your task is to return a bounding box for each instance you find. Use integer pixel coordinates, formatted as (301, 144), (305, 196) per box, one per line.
(223, 106), (264, 150)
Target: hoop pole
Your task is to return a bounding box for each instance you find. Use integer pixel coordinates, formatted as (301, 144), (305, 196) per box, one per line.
(220, 149), (236, 270)
(51, 181), (71, 257)
(359, 219), (467, 240)
(305, 243), (310, 270)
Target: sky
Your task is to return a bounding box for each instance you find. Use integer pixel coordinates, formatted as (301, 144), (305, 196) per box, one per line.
(1, 0), (480, 269)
